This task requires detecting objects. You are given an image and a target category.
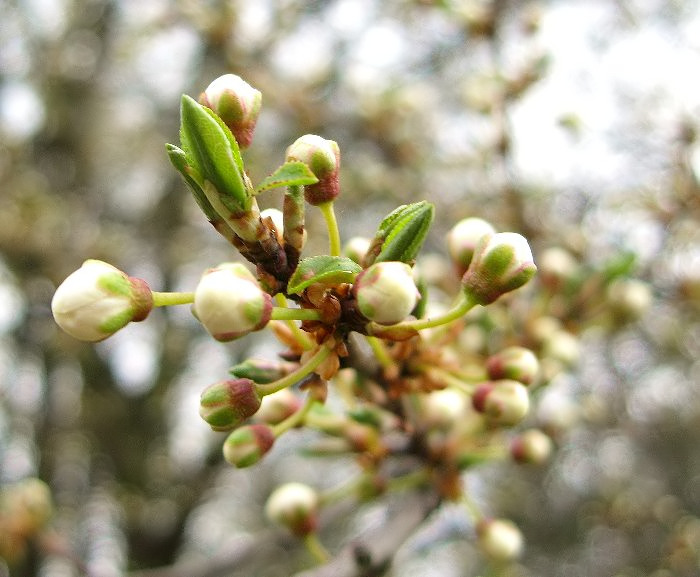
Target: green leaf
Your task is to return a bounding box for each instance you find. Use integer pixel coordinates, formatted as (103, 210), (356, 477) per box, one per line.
(287, 255), (362, 295)
(166, 143), (220, 222)
(374, 201), (434, 264)
(179, 95), (249, 212)
(255, 161), (319, 195)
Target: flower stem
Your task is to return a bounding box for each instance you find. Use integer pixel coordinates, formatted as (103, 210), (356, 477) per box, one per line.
(391, 291), (477, 332)
(303, 532), (331, 564)
(256, 344), (333, 396)
(274, 293), (314, 350)
(271, 307), (322, 322)
(151, 291), (195, 307)
(272, 395), (317, 437)
(318, 201), (341, 257)
(364, 336), (396, 371)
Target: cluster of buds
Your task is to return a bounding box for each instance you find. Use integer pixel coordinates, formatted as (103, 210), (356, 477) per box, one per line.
(50, 73), (547, 567)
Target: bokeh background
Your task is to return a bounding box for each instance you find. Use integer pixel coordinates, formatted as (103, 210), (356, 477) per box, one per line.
(1, 0), (700, 575)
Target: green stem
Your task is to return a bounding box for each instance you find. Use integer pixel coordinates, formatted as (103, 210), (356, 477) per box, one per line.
(386, 468), (431, 492)
(151, 291), (195, 307)
(271, 307), (322, 322)
(303, 532), (331, 564)
(273, 294), (314, 350)
(420, 366), (477, 394)
(364, 336), (396, 370)
(387, 291), (478, 332)
(256, 344), (333, 396)
(272, 395), (317, 437)
(318, 201), (341, 257)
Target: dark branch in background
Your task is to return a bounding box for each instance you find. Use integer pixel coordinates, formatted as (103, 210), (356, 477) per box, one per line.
(293, 490), (441, 577)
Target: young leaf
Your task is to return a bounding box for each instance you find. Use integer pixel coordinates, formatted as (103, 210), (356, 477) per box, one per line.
(372, 201), (435, 264)
(166, 144), (220, 222)
(255, 161), (319, 195)
(180, 95), (249, 212)
(287, 255), (362, 295)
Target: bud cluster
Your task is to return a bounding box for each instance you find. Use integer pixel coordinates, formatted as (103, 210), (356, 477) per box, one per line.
(49, 74), (559, 567)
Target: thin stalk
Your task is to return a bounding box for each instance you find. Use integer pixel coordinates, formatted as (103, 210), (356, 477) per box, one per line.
(364, 335), (396, 371)
(256, 345), (333, 396)
(272, 395), (317, 437)
(303, 532), (331, 564)
(386, 468), (431, 493)
(318, 201), (341, 257)
(274, 293), (314, 350)
(391, 291), (477, 332)
(271, 307), (322, 322)
(151, 291), (195, 307)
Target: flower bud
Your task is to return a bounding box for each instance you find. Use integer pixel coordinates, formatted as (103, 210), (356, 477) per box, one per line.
(477, 518), (524, 561)
(511, 428), (553, 464)
(606, 278), (653, 321)
(223, 424), (275, 467)
(486, 346), (539, 386)
(199, 74), (262, 148)
(286, 134), (340, 205)
(354, 261), (420, 325)
(447, 217), (496, 276)
(265, 482), (319, 536)
(422, 389), (469, 430)
(260, 207), (284, 244)
(344, 236), (371, 265)
(461, 232), (537, 305)
(538, 246), (579, 290)
(51, 259), (153, 342)
(256, 388), (302, 425)
(193, 263), (272, 341)
(199, 378), (262, 431)
(472, 380), (530, 427)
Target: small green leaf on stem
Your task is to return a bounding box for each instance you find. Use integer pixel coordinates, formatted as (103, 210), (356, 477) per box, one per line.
(255, 161), (319, 195)
(366, 201), (435, 265)
(287, 255), (362, 295)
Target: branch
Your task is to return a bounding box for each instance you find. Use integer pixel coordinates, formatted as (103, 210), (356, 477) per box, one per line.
(293, 490), (441, 577)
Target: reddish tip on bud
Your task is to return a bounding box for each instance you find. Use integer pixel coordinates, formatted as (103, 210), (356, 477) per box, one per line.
(476, 518), (524, 561)
(447, 217), (496, 276)
(354, 261), (420, 325)
(286, 134), (341, 205)
(472, 380), (530, 427)
(193, 263), (272, 342)
(51, 259), (153, 342)
(486, 346), (540, 386)
(199, 378), (262, 431)
(199, 74), (262, 148)
(265, 482), (319, 536)
(511, 428), (553, 464)
(223, 424), (275, 467)
(461, 232), (537, 305)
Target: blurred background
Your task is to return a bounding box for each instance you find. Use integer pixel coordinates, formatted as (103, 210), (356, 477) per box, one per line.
(1, 0), (699, 575)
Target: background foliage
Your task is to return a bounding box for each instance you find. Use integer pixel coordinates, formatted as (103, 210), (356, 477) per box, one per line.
(1, 0), (699, 575)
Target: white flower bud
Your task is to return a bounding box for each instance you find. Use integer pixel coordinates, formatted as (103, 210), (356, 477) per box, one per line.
(447, 217), (496, 275)
(462, 232), (537, 304)
(606, 278), (653, 321)
(511, 428), (553, 464)
(354, 261), (420, 325)
(344, 236), (371, 264)
(260, 208), (284, 244)
(486, 346), (540, 386)
(193, 263), (272, 341)
(51, 259), (153, 342)
(422, 389), (468, 430)
(199, 74), (262, 148)
(286, 134), (340, 205)
(477, 518), (524, 561)
(265, 482), (319, 535)
(472, 380), (530, 427)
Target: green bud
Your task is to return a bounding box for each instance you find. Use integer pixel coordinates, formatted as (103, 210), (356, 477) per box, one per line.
(472, 380), (530, 427)
(354, 261), (420, 325)
(223, 424), (275, 467)
(461, 232), (537, 304)
(193, 263), (272, 341)
(256, 388), (302, 425)
(486, 346), (540, 386)
(286, 134), (340, 205)
(51, 260), (153, 342)
(199, 74), (262, 148)
(199, 378), (262, 431)
(265, 482), (319, 536)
